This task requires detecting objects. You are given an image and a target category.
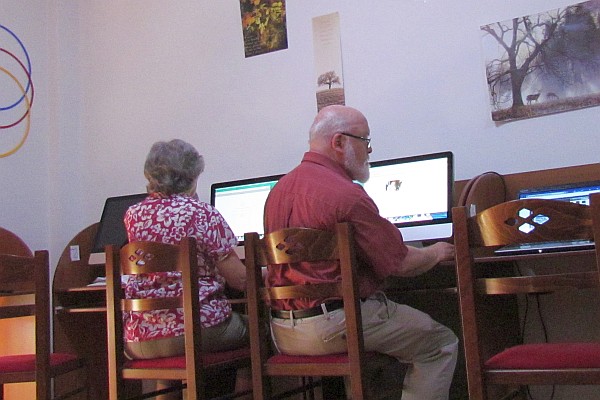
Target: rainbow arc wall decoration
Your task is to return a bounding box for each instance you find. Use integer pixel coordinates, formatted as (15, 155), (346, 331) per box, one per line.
(0, 24), (33, 158)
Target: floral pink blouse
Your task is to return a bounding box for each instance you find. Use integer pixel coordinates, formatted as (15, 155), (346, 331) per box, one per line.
(123, 193), (237, 342)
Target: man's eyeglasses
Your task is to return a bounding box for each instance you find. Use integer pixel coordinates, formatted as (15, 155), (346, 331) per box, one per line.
(340, 132), (371, 149)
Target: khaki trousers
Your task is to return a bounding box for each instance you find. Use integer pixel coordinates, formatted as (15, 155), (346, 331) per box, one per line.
(270, 292), (458, 400)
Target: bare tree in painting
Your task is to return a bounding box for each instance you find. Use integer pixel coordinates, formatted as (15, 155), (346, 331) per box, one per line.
(317, 71), (341, 90)
(482, 11), (561, 108)
(483, 1), (600, 120)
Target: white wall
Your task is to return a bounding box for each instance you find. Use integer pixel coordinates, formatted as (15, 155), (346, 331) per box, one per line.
(1, 0), (599, 263)
(0, 1), (52, 253)
(0, 2), (598, 399)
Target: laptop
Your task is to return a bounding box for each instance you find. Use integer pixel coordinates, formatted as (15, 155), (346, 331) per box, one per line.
(494, 180), (600, 255)
(494, 238), (594, 255)
(88, 193), (148, 265)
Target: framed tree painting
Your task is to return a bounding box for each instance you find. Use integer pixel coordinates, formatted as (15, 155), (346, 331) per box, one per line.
(481, 1), (600, 122)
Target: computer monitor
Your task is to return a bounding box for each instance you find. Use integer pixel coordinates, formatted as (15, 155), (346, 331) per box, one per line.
(210, 174), (283, 244)
(88, 193), (148, 265)
(362, 151), (454, 244)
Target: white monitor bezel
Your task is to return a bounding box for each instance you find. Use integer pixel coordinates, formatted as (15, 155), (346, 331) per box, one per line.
(210, 173), (283, 244)
(364, 151), (454, 243)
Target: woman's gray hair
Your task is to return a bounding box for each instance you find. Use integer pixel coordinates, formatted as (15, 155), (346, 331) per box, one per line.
(144, 139), (205, 195)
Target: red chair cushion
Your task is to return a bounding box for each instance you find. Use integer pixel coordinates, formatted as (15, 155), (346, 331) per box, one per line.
(485, 343), (600, 369)
(0, 353), (79, 373)
(124, 346), (250, 369)
(268, 353), (349, 364)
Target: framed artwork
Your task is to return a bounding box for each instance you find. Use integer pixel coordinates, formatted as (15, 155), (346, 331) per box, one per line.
(481, 0), (600, 122)
(239, 0), (288, 58)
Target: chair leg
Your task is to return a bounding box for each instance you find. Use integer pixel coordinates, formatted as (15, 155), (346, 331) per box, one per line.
(300, 377), (316, 400)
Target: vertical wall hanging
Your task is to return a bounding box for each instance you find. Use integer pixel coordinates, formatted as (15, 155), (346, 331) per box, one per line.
(312, 12), (345, 111)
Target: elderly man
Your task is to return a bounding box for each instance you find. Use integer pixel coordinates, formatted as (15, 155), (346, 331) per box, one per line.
(264, 105), (458, 400)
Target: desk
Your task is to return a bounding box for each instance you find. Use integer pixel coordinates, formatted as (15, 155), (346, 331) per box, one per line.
(53, 223), (117, 400)
(53, 162), (600, 399)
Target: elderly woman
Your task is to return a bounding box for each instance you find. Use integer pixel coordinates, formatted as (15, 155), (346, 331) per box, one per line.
(123, 139), (249, 398)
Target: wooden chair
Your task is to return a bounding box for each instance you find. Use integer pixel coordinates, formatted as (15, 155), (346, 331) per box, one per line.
(244, 222), (401, 400)
(105, 237), (251, 400)
(0, 250), (87, 400)
(452, 193), (600, 400)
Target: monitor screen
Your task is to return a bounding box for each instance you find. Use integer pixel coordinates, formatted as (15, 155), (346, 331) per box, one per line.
(210, 174), (283, 243)
(361, 151), (454, 243)
(90, 193), (148, 255)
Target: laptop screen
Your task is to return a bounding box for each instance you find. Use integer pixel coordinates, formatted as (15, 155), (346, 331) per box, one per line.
(518, 180), (600, 205)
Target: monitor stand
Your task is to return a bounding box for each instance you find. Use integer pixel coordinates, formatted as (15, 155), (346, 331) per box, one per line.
(398, 222), (453, 246)
(404, 240), (424, 248)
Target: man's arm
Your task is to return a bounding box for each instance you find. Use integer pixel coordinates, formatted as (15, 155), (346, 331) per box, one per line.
(394, 242), (455, 277)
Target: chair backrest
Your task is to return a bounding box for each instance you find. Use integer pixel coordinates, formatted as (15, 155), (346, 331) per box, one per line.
(0, 250), (52, 399)
(464, 198), (593, 248)
(244, 222), (366, 397)
(457, 171), (506, 217)
(105, 237), (203, 398)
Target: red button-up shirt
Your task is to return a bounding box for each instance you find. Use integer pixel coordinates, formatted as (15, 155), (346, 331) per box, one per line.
(264, 151), (409, 309)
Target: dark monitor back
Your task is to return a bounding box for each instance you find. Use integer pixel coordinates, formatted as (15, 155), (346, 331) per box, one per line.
(91, 193), (148, 254)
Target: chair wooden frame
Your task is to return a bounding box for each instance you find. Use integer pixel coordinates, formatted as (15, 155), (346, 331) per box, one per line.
(452, 194), (600, 400)
(245, 222), (399, 400)
(0, 250), (87, 400)
(105, 237), (251, 400)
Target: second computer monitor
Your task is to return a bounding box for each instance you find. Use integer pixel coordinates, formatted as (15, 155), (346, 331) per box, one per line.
(362, 151), (454, 244)
(210, 174), (283, 243)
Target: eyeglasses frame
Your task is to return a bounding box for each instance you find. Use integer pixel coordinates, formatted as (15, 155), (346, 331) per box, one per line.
(339, 132), (371, 148)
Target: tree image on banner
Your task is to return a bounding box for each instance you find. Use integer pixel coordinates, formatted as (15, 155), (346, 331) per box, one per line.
(317, 71), (341, 90)
(0, 24), (33, 158)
